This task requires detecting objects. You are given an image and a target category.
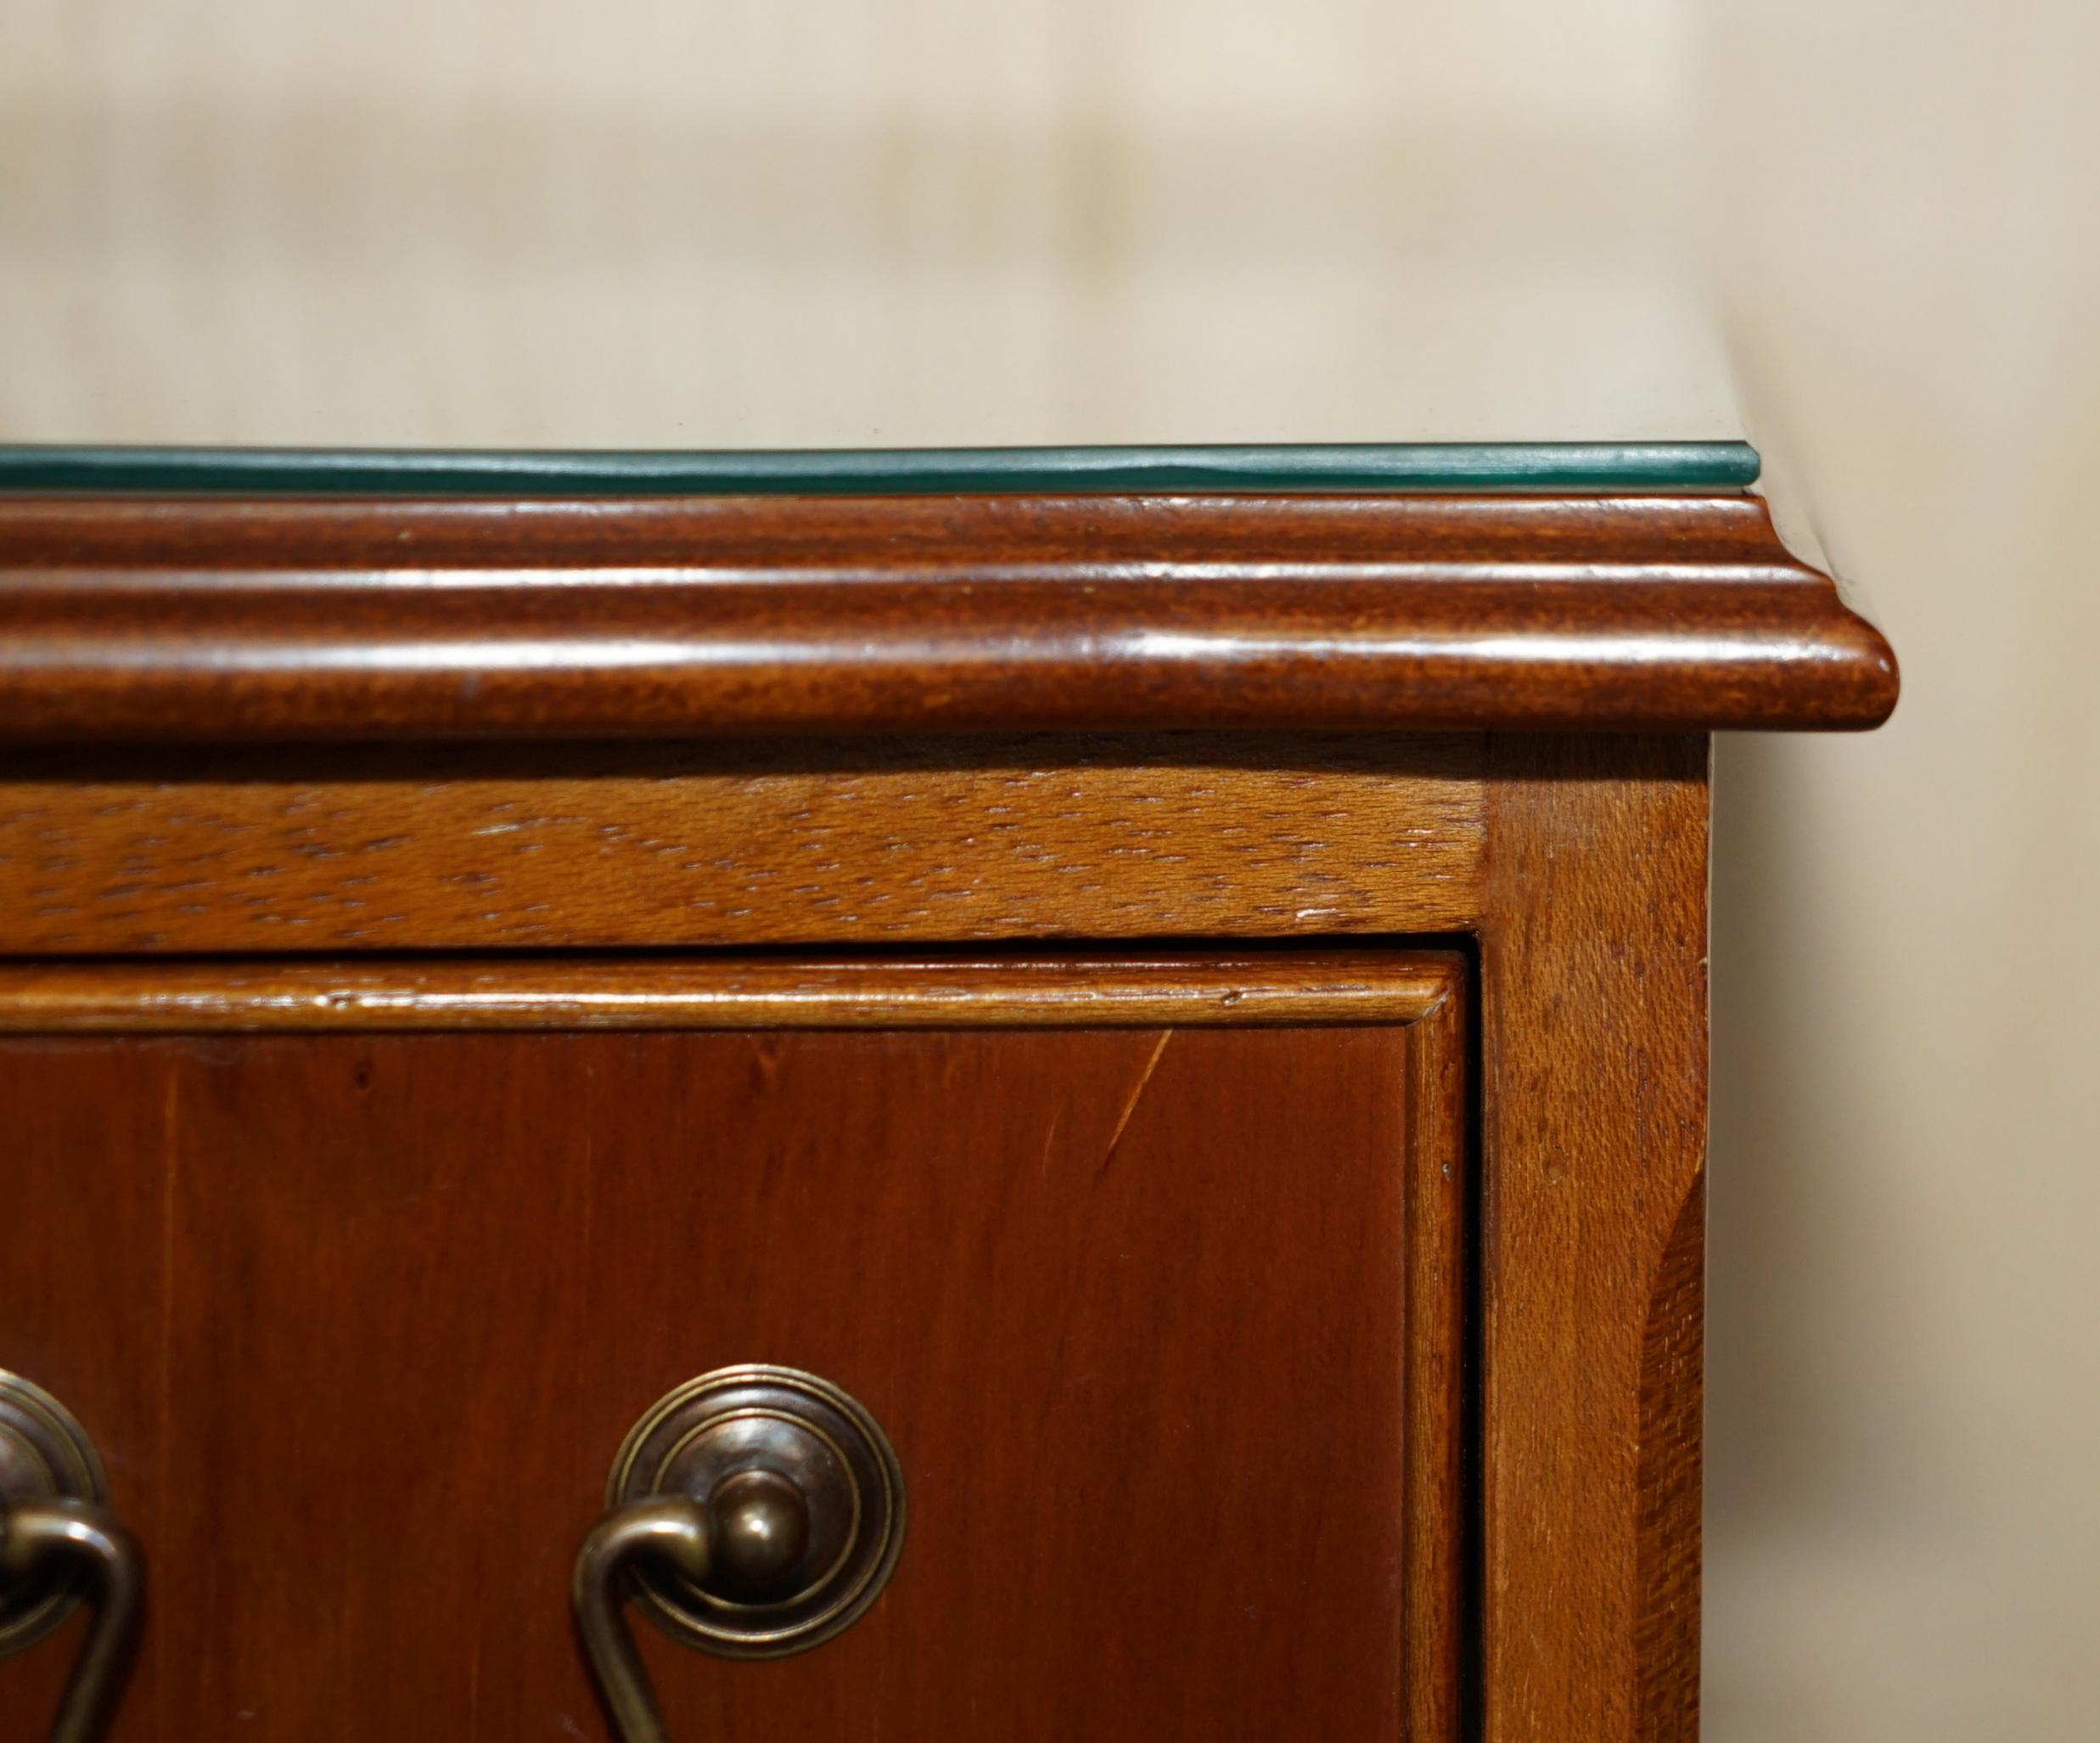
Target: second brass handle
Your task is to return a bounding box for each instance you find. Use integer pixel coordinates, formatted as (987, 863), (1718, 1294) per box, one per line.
(572, 1367), (907, 1742)
(0, 1498), (144, 1743)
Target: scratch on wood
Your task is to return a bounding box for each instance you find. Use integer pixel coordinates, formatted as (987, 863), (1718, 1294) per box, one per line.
(1098, 1032), (1172, 1179)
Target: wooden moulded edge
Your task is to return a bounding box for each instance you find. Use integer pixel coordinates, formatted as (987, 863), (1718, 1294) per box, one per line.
(0, 492), (1897, 739)
(0, 949), (1460, 1033)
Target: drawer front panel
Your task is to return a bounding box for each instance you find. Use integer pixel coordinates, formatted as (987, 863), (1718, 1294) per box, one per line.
(1, 958), (1463, 1741)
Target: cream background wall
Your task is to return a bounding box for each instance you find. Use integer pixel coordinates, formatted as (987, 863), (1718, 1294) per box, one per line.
(1704, 6), (2100, 1737)
(3, 1), (2096, 1735)
(0, 0), (1733, 443)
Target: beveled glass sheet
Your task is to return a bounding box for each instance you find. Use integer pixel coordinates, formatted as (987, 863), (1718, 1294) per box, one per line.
(0, 441), (1757, 495)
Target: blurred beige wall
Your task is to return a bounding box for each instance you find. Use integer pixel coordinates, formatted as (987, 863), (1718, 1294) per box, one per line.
(1704, 4), (2100, 1737)
(0, 0), (1730, 444)
(3, 2), (2096, 1736)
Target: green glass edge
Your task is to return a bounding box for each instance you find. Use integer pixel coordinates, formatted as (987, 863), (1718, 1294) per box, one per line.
(0, 441), (1759, 495)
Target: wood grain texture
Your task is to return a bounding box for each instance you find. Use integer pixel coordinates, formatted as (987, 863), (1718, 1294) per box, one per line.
(1637, 1172), (1705, 1740)
(1477, 735), (1709, 1743)
(0, 953), (1464, 1743)
(0, 952), (1457, 1032)
(1402, 964), (1469, 1743)
(0, 492), (1896, 739)
(0, 735), (1483, 953)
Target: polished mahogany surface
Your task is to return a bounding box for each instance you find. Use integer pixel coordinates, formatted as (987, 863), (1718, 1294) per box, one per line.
(0, 492), (1894, 739)
(1, 962), (1464, 1742)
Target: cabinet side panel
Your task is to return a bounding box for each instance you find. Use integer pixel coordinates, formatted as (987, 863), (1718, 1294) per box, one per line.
(1637, 1169), (1704, 1738)
(1479, 734), (1709, 1743)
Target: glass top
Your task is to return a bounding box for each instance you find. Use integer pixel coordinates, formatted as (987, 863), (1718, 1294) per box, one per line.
(0, 441), (1757, 496)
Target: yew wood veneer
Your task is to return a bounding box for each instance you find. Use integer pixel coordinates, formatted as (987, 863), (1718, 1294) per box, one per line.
(0, 485), (1895, 1743)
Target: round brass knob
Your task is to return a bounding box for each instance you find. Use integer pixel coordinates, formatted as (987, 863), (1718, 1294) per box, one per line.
(602, 1365), (905, 1660)
(706, 1469), (811, 1599)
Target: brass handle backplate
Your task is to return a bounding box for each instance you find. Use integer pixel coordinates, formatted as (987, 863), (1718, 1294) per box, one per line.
(0, 1372), (144, 1743)
(572, 1365), (906, 1740)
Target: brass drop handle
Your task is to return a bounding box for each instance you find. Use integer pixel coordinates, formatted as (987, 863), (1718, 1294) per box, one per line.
(571, 1366), (906, 1742)
(0, 1500), (144, 1743)
(572, 1497), (715, 1743)
(0, 1375), (144, 1743)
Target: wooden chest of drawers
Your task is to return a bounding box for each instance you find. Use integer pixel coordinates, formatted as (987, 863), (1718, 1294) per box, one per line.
(0, 462), (1895, 1742)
